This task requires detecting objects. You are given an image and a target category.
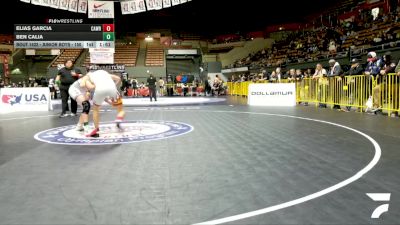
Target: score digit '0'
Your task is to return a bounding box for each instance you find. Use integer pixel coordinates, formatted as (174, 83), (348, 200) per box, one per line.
(103, 24), (114, 32)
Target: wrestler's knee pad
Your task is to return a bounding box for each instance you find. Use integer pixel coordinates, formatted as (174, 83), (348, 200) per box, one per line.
(82, 100), (90, 114)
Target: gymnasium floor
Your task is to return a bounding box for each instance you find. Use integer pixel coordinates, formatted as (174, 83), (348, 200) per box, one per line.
(0, 96), (399, 225)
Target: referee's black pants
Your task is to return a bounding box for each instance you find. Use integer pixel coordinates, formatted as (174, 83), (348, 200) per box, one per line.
(149, 86), (157, 101)
(60, 86), (77, 115)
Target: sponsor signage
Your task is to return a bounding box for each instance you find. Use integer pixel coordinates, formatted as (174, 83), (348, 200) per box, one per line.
(90, 52), (114, 64)
(248, 83), (296, 106)
(221, 67), (248, 73)
(88, 64), (125, 72)
(167, 49), (198, 55)
(89, 47), (115, 53)
(88, 0), (114, 18)
(0, 88), (51, 113)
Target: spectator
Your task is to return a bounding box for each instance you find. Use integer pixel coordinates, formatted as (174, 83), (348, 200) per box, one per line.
(313, 63), (328, 108)
(380, 52), (397, 116)
(304, 69), (312, 78)
(230, 75), (236, 82)
(328, 59), (342, 110)
(287, 69), (296, 82)
(295, 69), (303, 81)
(328, 40), (337, 56)
(345, 58), (364, 75)
(393, 59), (400, 117)
(158, 77), (165, 97)
(344, 58), (364, 112)
(182, 82), (189, 97)
(131, 78), (138, 97)
(205, 76), (212, 96)
(270, 71), (277, 81)
(121, 76), (130, 96)
(262, 70), (269, 80)
(275, 67), (282, 82)
(328, 59), (341, 76)
(372, 33), (383, 45)
(48, 78), (56, 99)
(213, 75), (222, 96)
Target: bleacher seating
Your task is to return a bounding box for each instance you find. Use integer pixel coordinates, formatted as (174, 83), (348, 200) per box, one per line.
(0, 34), (13, 44)
(145, 45), (164, 67)
(180, 33), (201, 41)
(51, 49), (83, 67)
(228, 11), (400, 70)
(169, 45), (193, 49)
(83, 44), (139, 67)
(342, 22), (400, 50)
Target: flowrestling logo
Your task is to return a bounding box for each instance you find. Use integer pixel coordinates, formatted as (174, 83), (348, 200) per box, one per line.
(34, 120), (193, 145)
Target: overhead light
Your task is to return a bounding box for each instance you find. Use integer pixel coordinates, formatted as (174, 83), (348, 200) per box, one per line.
(11, 68), (22, 75)
(145, 36), (153, 41)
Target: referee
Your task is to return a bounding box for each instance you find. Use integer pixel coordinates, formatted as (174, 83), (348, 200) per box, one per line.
(147, 73), (157, 102)
(55, 59), (82, 117)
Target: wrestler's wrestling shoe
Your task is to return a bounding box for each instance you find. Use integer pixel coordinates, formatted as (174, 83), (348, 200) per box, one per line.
(115, 116), (124, 129)
(86, 128), (100, 138)
(75, 124), (84, 132)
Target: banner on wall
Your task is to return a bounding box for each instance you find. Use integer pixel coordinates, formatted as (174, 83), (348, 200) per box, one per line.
(23, 0), (191, 14)
(41, 0), (50, 7)
(88, 64), (125, 73)
(68, 0), (78, 12)
(90, 52), (114, 64)
(136, 0), (146, 13)
(50, 0), (60, 8)
(121, 0), (146, 14)
(88, 0), (114, 18)
(162, 0), (171, 8)
(78, 0), (87, 13)
(154, 0), (162, 10)
(145, 0), (156, 10)
(31, 0), (41, 5)
(59, 0), (69, 10)
(89, 48), (115, 53)
(120, 1), (130, 14)
(171, 0), (180, 6)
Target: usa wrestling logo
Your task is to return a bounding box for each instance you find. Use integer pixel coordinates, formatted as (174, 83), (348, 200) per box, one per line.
(2, 94), (23, 105)
(34, 120), (193, 145)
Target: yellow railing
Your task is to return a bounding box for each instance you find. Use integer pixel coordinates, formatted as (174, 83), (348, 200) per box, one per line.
(379, 74), (400, 115)
(228, 81), (254, 96)
(227, 74), (400, 115)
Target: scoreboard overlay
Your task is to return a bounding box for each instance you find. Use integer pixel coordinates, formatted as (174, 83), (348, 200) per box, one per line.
(14, 24), (115, 49)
